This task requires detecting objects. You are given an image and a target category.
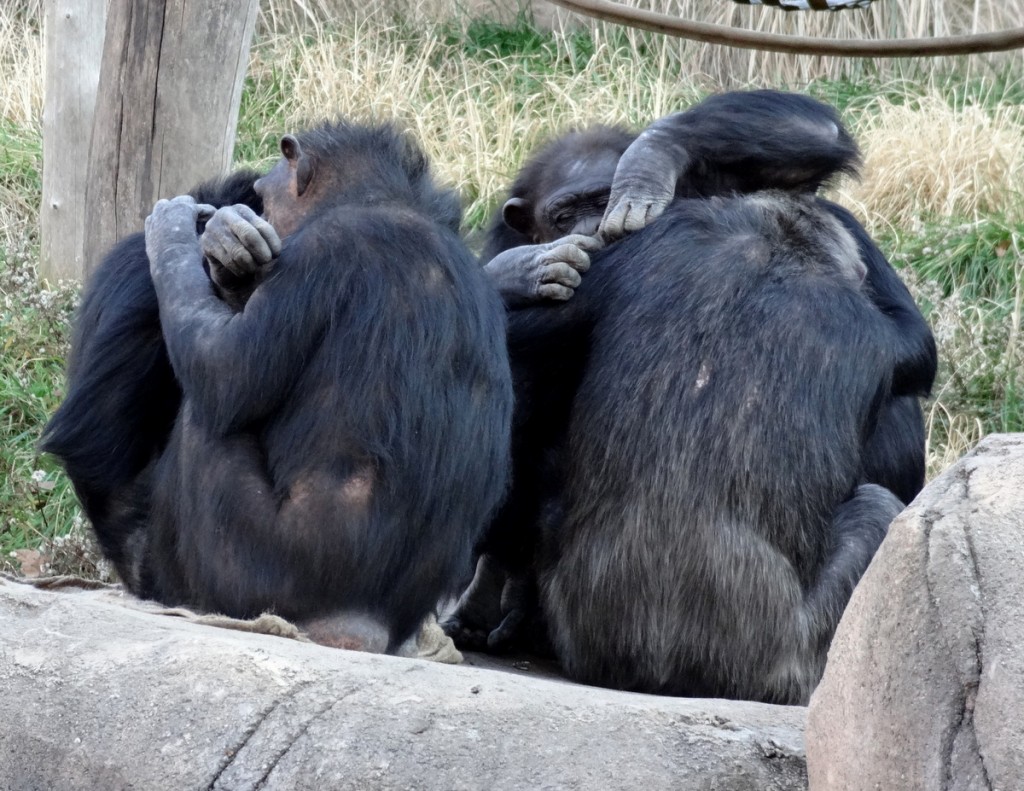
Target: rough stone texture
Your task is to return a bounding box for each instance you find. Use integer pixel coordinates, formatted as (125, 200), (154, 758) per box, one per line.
(0, 579), (807, 790)
(807, 433), (1024, 791)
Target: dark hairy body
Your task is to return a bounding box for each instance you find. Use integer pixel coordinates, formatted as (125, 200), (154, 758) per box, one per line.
(40, 170), (264, 577)
(446, 90), (936, 702)
(44, 123), (513, 651)
(512, 194), (902, 701)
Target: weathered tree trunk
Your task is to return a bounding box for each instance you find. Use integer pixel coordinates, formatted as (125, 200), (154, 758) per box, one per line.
(79, 0), (259, 280)
(39, 0), (107, 283)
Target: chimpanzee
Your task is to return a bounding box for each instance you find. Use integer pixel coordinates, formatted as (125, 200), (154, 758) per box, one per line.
(444, 90), (936, 701)
(46, 122), (513, 651)
(510, 190), (907, 702)
(480, 90), (934, 502)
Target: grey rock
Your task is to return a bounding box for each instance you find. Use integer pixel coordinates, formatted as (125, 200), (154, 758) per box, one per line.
(807, 432), (1024, 791)
(0, 578), (808, 790)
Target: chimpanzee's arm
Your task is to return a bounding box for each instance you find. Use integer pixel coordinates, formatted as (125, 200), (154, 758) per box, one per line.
(39, 232), (177, 523)
(601, 90), (860, 238)
(145, 196), (325, 434)
(41, 171), (267, 523)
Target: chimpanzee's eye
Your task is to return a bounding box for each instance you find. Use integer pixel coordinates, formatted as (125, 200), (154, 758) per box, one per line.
(552, 212), (574, 230)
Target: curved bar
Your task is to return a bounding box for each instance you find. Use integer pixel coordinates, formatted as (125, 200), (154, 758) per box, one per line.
(547, 0), (1024, 58)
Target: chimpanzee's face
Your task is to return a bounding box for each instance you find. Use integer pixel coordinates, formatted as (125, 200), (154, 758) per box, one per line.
(539, 148), (621, 239)
(503, 145), (622, 244)
(540, 183), (612, 239)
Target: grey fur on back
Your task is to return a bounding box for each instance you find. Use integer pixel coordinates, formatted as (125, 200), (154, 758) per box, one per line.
(539, 193), (900, 703)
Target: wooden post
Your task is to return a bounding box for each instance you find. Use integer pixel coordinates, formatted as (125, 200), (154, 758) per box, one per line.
(80, 0), (259, 279)
(39, 0), (107, 283)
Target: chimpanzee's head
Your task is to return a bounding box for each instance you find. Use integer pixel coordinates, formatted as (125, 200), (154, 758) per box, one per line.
(255, 122), (462, 240)
(254, 135), (311, 240)
(499, 126), (636, 244)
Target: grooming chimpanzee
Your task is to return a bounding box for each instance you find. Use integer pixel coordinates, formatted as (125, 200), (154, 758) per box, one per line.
(480, 90), (934, 503)
(445, 90), (936, 702)
(46, 122), (513, 652)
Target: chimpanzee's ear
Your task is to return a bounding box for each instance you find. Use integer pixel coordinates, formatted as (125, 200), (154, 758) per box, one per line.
(501, 197), (533, 235)
(281, 134), (314, 197)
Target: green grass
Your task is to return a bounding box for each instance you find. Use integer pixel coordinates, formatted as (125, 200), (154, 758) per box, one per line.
(0, 248), (80, 567)
(890, 216), (1024, 300)
(809, 68), (1024, 117)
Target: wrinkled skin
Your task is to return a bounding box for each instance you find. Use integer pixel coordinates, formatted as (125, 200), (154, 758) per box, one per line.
(484, 234), (603, 306)
(202, 203), (281, 306)
(598, 127), (682, 240)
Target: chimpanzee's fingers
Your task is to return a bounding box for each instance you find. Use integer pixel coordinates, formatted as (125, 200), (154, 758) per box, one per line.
(228, 213), (275, 267)
(540, 243), (591, 274)
(537, 283), (575, 301)
(203, 232), (256, 277)
(641, 200), (668, 228)
(622, 200), (656, 233)
(196, 203), (217, 223)
(149, 196), (202, 231)
(201, 205), (274, 276)
(487, 607), (526, 650)
(560, 233), (605, 253)
(199, 215), (256, 276)
(167, 195), (207, 225)
(232, 204), (282, 259)
(600, 199), (630, 240)
(257, 216), (282, 258)
(540, 262), (583, 289)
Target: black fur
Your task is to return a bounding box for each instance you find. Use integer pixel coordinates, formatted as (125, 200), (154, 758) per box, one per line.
(825, 200), (936, 503)
(447, 90), (935, 700)
(45, 124), (512, 649)
(507, 194), (905, 702)
(40, 170), (264, 573)
(666, 89), (861, 197)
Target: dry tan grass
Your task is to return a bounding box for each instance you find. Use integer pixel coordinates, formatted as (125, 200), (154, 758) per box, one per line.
(0, 2), (42, 127)
(0, 2), (43, 250)
(249, 26), (703, 225)
(835, 94), (1024, 234)
(258, 0), (1024, 85)
(925, 290), (1024, 476)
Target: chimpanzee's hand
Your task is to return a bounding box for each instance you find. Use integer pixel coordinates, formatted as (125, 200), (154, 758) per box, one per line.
(599, 130), (681, 242)
(144, 195), (216, 278)
(201, 204), (281, 289)
(483, 234), (603, 307)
